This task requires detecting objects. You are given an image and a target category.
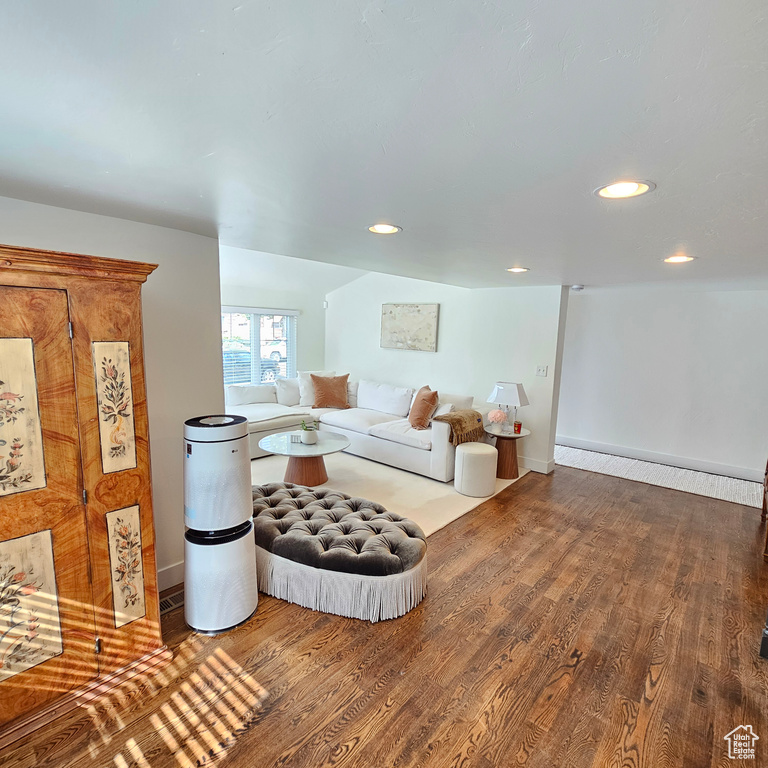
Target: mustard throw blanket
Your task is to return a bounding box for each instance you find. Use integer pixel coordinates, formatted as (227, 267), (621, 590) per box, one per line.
(432, 409), (485, 446)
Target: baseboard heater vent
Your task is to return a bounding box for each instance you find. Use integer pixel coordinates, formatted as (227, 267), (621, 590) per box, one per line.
(159, 589), (184, 616)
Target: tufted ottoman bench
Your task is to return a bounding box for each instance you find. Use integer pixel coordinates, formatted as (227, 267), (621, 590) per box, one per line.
(251, 482), (427, 622)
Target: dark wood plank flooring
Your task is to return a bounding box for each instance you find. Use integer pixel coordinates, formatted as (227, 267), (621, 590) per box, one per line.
(2, 466), (767, 767)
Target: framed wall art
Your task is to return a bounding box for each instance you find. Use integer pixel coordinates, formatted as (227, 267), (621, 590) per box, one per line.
(92, 341), (137, 474)
(380, 303), (439, 352)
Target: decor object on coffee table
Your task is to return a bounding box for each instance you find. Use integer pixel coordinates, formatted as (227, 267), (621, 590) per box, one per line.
(258, 430), (349, 486)
(486, 382), (529, 432)
(252, 483), (427, 621)
(299, 419), (319, 444)
(485, 425), (531, 479)
(454, 442), (498, 497)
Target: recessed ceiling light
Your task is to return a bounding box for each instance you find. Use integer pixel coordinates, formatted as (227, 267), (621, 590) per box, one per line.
(664, 253), (696, 263)
(594, 180), (656, 199)
(507, 267), (529, 273)
(368, 224), (402, 234)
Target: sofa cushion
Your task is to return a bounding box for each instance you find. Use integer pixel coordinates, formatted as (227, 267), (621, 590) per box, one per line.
(228, 402), (309, 431)
(368, 419), (433, 451)
(225, 383), (277, 406)
(312, 373), (350, 409)
(276, 377), (300, 406)
(408, 386), (439, 429)
(347, 380), (359, 408)
(249, 414), (311, 432)
(439, 393), (474, 410)
(357, 380), (415, 417)
(296, 406), (339, 420)
(298, 370), (336, 406)
(319, 408), (400, 435)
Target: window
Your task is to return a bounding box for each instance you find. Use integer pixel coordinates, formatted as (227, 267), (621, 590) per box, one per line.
(221, 306), (297, 385)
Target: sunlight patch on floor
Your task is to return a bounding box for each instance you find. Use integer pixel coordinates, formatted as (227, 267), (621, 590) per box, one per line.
(77, 639), (269, 768)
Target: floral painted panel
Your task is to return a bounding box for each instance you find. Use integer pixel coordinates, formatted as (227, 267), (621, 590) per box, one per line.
(0, 338), (46, 497)
(0, 530), (63, 681)
(92, 341), (137, 474)
(106, 505), (146, 628)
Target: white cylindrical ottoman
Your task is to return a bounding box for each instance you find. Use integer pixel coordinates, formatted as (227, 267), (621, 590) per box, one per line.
(454, 442), (498, 497)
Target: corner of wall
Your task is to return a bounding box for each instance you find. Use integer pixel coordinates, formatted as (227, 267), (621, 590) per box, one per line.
(547, 287), (570, 452)
(520, 456), (556, 474)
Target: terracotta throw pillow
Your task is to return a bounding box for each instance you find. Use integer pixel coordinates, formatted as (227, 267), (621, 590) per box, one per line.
(409, 386), (439, 430)
(311, 373), (350, 409)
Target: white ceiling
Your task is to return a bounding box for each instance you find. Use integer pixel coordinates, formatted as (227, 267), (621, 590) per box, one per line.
(219, 245), (365, 295)
(0, 1), (766, 289)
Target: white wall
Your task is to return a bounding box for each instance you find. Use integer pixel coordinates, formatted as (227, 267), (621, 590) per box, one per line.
(0, 195), (223, 589)
(219, 245), (366, 374)
(325, 272), (568, 473)
(557, 286), (768, 481)
(220, 285), (326, 372)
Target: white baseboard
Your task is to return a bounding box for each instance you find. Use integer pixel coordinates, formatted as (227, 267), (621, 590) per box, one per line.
(555, 435), (763, 483)
(520, 456), (555, 475)
(158, 560), (184, 592)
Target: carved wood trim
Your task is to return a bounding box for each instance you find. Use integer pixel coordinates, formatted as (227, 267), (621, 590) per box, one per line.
(0, 243), (157, 282)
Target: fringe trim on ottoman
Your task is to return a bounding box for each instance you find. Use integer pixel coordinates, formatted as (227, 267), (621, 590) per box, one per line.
(255, 545), (427, 623)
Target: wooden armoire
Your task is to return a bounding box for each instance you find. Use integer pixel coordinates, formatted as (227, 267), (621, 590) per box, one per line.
(0, 244), (166, 740)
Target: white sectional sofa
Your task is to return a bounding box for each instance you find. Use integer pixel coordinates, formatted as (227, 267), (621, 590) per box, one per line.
(224, 376), (475, 482)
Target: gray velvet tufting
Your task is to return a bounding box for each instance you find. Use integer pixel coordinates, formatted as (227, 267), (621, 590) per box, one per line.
(252, 482), (426, 576)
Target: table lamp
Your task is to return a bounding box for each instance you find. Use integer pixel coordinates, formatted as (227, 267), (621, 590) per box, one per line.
(486, 382), (529, 432)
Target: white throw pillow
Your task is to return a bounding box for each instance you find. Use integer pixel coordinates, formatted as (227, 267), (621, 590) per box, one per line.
(298, 370), (336, 406)
(275, 377), (301, 406)
(357, 380), (415, 417)
(433, 402), (455, 418)
(347, 380), (359, 408)
(225, 383), (277, 406)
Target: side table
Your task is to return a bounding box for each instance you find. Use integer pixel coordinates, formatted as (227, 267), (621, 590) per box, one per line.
(484, 426), (531, 480)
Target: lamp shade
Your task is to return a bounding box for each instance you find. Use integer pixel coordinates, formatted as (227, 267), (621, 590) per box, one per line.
(486, 382), (529, 408)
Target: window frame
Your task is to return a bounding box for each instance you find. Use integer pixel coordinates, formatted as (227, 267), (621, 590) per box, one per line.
(221, 306), (298, 386)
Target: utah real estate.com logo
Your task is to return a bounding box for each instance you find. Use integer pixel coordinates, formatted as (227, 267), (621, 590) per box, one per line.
(724, 725), (759, 760)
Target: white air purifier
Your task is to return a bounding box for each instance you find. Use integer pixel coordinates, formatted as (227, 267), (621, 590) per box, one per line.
(183, 414), (252, 531)
(184, 522), (258, 633)
(183, 414), (257, 633)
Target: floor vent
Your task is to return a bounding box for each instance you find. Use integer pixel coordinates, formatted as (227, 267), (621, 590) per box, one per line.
(159, 589), (184, 616)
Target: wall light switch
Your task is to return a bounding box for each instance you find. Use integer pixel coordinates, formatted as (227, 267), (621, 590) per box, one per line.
(536, 365), (548, 377)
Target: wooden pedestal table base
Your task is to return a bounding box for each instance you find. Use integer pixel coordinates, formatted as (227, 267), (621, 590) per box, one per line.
(258, 430), (351, 487)
(285, 455), (329, 486)
(484, 426), (531, 480)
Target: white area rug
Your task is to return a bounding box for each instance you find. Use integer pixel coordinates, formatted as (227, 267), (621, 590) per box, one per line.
(554, 445), (763, 508)
(250, 452), (528, 536)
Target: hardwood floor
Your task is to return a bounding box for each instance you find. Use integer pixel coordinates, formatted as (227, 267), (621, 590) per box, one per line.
(2, 466), (768, 767)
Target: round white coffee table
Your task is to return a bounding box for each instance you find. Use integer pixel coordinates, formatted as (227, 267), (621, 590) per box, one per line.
(484, 425), (531, 479)
(258, 430), (350, 486)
